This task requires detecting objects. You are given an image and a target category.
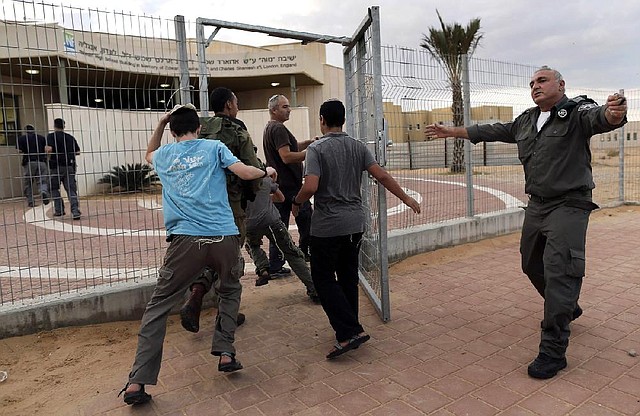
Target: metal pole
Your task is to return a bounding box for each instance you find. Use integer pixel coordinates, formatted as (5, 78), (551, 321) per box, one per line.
(462, 54), (474, 217)
(174, 16), (191, 106)
(57, 60), (68, 104)
(289, 75), (297, 107)
(618, 88), (625, 203)
(196, 19), (209, 115)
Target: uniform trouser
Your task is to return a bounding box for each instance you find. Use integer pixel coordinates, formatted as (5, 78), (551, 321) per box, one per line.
(128, 235), (241, 385)
(520, 200), (590, 360)
(310, 233), (364, 342)
(50, 165), (80, 215)
(22, 161), (49, 204)
(191, 203), (246, 296)
(245, 219), (317, 295)
(269, 194), (312, 272)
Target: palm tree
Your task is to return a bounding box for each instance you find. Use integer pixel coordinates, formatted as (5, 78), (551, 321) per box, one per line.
(420, 10), (482, 173)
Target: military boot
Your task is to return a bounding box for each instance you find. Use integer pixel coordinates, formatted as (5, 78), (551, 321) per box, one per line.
(180, 284), (205, 333)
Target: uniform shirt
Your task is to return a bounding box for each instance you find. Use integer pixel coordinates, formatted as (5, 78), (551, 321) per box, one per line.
(46, 131), (80, 169)
(304, 132), (377, 237)
(262, 120), (303, 194)
(199, 114), (263, 208)
(152, 139), (239, 237)
(467, 95), (627, 199)
(16, 132), (47, 165)
(245, 177), (281, 231)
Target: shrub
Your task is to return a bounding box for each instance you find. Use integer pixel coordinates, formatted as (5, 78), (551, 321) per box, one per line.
(98, 163), (159, 193)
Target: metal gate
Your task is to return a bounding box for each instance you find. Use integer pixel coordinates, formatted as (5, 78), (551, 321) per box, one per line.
(181, 6), (389, 321)
(343, 8), (390, 321)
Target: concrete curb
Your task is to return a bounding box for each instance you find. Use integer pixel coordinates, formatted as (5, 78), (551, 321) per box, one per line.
(1, 210), (525, 339)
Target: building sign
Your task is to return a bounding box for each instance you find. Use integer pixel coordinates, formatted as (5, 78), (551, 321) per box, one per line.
(63, 31), (76, 53)
(70, 38), (302, 77)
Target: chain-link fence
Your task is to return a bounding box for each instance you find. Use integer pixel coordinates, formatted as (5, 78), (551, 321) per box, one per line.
(1, 1), (638, 314)
(381, 45), (639, 232)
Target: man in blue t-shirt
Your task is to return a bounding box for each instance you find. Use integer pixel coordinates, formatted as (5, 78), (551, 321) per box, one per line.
(120, 104), (274, 406)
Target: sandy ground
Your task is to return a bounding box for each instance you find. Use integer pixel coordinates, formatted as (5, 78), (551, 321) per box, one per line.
(0, 205), (638, 416)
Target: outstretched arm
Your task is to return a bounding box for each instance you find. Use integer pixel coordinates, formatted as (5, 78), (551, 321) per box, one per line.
(367, 164), (420, 214)
(424, 124), (469, 140)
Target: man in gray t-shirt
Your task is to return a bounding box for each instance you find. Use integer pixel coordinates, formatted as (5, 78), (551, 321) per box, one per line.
(292, 99), (421, 360)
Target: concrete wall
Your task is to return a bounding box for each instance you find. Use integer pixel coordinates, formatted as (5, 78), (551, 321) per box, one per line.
(0, 210), (525, 339)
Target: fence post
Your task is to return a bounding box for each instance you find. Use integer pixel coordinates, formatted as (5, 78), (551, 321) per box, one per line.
(462, 54), (474, 217)
(174, 16), (191, 106)
(618, 88), (625, 203)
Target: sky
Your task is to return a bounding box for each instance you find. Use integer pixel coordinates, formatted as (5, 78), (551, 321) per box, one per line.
(9, 0), (640, 90)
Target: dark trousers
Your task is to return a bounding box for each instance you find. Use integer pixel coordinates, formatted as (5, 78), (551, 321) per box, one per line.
(269, 191), (312, 272)
(50, 165), (80, 215)
(310, 233), (364, 342)
(520, 200), (591, 359)
(128, 235), (241, 385)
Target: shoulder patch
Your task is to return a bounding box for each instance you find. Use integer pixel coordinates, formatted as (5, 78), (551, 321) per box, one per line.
(578, 103), (598, 111)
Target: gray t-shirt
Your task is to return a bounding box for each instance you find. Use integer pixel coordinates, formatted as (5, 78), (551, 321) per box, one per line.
(304, 132), (377, 237)
(245, 177), (281, 231)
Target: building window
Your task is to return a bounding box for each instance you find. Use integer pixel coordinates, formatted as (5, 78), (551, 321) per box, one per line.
(0, 94), (20, 146)
(614, 134), (617, 141)
(627, 133), (631, 141)
(634, 132), (638, 140)
(416, 123), (420, 130)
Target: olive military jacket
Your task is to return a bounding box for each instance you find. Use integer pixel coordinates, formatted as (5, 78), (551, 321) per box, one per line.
(199, 114), (264, 210)
(467, 95), (627, 199)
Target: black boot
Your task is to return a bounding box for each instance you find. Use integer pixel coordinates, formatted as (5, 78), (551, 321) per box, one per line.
(180, 284), (205, 333)
(527, 353), (567, 379)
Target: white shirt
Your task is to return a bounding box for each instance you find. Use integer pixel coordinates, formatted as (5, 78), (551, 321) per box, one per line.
(537, 111), (551, 132)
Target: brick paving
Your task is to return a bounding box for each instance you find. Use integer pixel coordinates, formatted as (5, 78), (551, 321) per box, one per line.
(69, 206), (640, 415)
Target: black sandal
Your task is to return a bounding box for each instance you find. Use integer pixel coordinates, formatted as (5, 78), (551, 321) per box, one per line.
(118, 382), (152, 405)
(218, 352), (243, 373)
(326, 334), (371, 359)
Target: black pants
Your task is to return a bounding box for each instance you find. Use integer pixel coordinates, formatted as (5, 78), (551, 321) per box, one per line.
(268, 190), (312, 272)
(310, 233), (364, 342)
(520, 199), (592, 359)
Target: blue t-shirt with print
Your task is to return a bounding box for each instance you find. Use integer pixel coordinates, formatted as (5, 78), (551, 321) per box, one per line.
(153, 139), (240, 237)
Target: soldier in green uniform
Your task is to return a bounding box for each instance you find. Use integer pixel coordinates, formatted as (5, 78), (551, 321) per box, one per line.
(179, 87), (265, 333)
(425, 66), (628, 379)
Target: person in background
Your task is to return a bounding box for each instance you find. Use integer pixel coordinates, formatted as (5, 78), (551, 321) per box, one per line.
(263, 94), (316, 274)
(46, 118), (81, 219)
(16, 124), (50, 207)
(425, 66), (628, 379)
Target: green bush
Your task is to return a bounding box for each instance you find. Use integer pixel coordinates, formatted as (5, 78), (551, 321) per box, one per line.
(98, 163), (159, 193)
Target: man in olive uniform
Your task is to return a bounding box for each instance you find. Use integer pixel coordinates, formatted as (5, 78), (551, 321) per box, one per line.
(179, 87), (264, 332)
(425, 66), (628, 379)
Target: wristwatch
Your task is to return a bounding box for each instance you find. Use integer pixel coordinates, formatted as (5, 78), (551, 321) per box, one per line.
(291, 196), (301, 206)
